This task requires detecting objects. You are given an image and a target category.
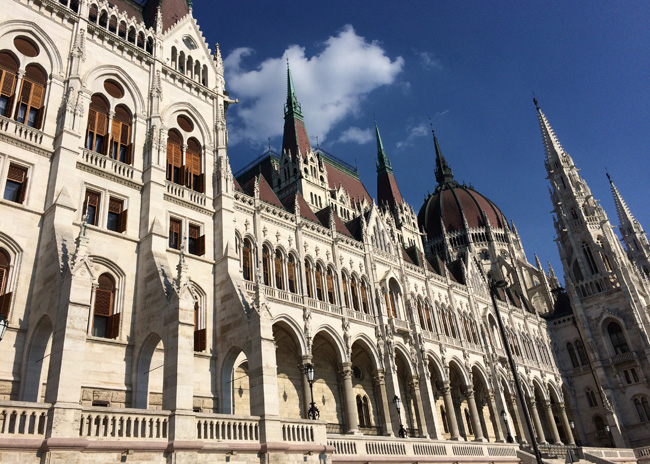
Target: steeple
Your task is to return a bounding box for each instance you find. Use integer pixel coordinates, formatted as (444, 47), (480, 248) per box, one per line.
(432, 127), (456, 189)
(534, 98), (575, 168)
(608, 173), (650, 276)
(375, 120), (392, 174)
(281, 61), (311, 159)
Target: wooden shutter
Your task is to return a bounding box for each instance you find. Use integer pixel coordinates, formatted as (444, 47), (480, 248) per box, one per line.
(7, 165), (26, 183)
(18, 80), (31, 105)
(105, 312), (120, 339)
(0, 267), (6, 294)
(169, 219), (181, 249)
(86, 107), (97, 133)
(84, 191), (99, 224)
(197, 235), (205, 256)
(108, 197), (122, 215)
(110, 119), (121, 156)
(94, 288), (113, 316)
(242, 247), (251, 280)
(30, 83), (44, 108)
(198, 173), (205, 193)
(0, 292), (11, 318)
(0, 70), (15, 98)
(18, 173), (28, 204)
(326, 273), (334, 303)
(194, 328), (206, 352)
(287, 260), (295, 293)
(96, 112), (107, 145)
(118, 209), (128, 233)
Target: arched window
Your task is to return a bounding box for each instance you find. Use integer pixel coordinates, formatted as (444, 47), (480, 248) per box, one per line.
(202, 65), (208, 86)
(88, 4), (98, 22)
(171, 46), (178, 70)
(185, 138), (203, 192)
(0, 52), (19, 117)
(634, 397), (650, 422)
(118, 21), (127, 39)
(110, 105), (132, 163)
(586, 388), (598, 408)
(15, 64), (46, 128)
(417, 300), (426, 328)
(315, 264), (324, 301)
(362, 396), (371, 427)
(274, 250), (284, 290)
(262, 245), (271, 286)
(166, 129), (182, 184)
(179, 51), (185, 73)
(304, 259), (313, 299)
(470, 319), (479, 344)
(93, 273), (119, 339)
(342, 273), (350, 308)
(575, 340), (589, 365)
(350, 277), (360, 311)
(567, 342), (579, 368)
(356, 395), (365, 427)
(242, 238), (253, 281)
(582, 242), (598, 275)
(86, 94), (109, 154)
(440, 406), (449, 433)
(287, 254), (297, 293)
(127, 27), (135, 44)
(137, 32), (145, 49)
(108, 15), (117, 33)
(0, 249), (11, 318)
(326, 268), (335, 304)
(98, 10), (108, 28)
(360, 280), (369, 314)
(594, 415), (606, 432)
(465, 409), (473, 435)
(607, 322), (629, 354)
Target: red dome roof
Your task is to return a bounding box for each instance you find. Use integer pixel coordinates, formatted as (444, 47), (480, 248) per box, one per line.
(418, 184), (508, 240)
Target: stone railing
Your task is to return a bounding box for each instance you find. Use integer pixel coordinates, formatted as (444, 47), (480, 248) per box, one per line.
(0, 402), (50, 438)
(165, 180), (207, 208)
(390, 318), (410, 333)
(282, 418), (327, 444)
(79, 406), (170, 439)
(582, 447), (637, 463)
(636, 446), (650, 460)
(327, 434), (519, 461)
(79, 148), (138, 182)
(609, 351), (636, 364)
(196, 413), (260, 442)
(0, 115), (48, 147)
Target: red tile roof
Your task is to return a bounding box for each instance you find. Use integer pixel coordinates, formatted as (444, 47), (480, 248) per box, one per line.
(377, 171), (404, 208)
(282, 118), (311, 159)
(143, 0), (189, 32)
(315, 207), (354, 238)
(281, 192), (320, 224)
(324, 158), (372, 206)
(239, 175), (283, 209)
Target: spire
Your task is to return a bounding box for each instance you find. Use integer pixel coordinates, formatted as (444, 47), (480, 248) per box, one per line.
(609, 173), (636, 235)
(284, 60), (303, 120)
(375, 120), (392, 174)
(431, 125), (455, 188)
(534, 98), (570, 165)
(281, 61), (311, 158)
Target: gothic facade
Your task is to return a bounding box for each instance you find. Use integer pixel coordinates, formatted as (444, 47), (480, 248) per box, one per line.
(0, 1), (646, 464)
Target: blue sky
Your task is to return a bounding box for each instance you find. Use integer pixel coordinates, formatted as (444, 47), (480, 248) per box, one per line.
(193, 1), (650, 281)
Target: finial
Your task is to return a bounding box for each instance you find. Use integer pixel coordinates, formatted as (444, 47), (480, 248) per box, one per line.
(268, 137), (271, 153)
(533, 91), (539, 110)
(316, 136), (320, 149)
(606, 168), (612, 184)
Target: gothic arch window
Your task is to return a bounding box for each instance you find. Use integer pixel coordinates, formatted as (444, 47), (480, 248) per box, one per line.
(171, 46), (178, 70)
(607, 322), (629, 354)
(0, 249), (11, 318)
(15, 64), (47, 129)
(241, 238), (253, 281)
(192, 285), (206, 352)
(424, 302), (435, 333)
(166, 129), (183, 184)
(118, 21), (127, 39)
(108, 15), (117, 33)
(464, 408), (473, 435)
(326, 267), (336, 304)
(341, 272), (350, 308)
(575, 340), (589, 365)
(594, 415), (606, 432)
(597, 237), (612, 272)
(127, 27), (135, 44)
(304, 259), (314, 299)
(582, 242), (598, 275)
(314, 264), (324, 301)
(98, 10), (108, 28)
(585, 388), (598, 408)
(93, 273), (119, 339)
(274, 249), (284, 290)
(634, 397), (650, 422)
(350, 276), (360, 311)
(287, 253), (297, 293)
(0, 52), (19, 117)
(360, 280), (370, 314)
(86, 94), (109, 154)
(440, 406), (449, 433)
(110, 105), (132, 164)
(262, 245), (271, 286)
(88, 4), (98, 22)
(185, 138), (203, 192)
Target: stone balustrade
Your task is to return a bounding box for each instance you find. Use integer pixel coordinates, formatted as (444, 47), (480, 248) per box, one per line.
(165, 180), (207, 207)
(196, 413), (260, 441)
(0, 115), (47, 146)
(79, 406), (170, 440)
(0, 402), (50, 438)
(281, 418), (327, 444)
(80, 148), (137, 181)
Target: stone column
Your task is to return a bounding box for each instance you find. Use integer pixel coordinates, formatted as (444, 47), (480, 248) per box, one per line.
(510, 397), (527, 444)
(410, 376), (429, 438)
(373, 369), (394, 436)
(545, 401), (562, 445)
(488, 391), (505, 442)
(442, 381), (460, 440)
(465, 386), (485, 441)
(341, 362), (358, 433)
(528, 399), (547, 444)
(301, 355), (313, 419)
(558, 403), (575, 445)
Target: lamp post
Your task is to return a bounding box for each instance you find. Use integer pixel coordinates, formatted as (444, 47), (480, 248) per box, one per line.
(501, 409), (514, 443)
(0, 313), (8, 342)
(393, 395), (407, 438)
(604, 425), (614, 448)
(490, 279), (542, 464)
(304, 363), (319, 420)
(570, 420), (581, 447)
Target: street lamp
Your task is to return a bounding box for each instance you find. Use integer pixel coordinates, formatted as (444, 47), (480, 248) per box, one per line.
(490, 278), (542, 464)
(501, 409), (514, 443)
(0, 313), (8, 341)
(304, 363), (319, 420)
(393, 395), (407, 438)
(570, 421), (581, 447)
(604, 425), (614, 448)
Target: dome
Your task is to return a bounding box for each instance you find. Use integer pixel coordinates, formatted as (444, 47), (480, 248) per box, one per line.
(418, 184), (508, 240)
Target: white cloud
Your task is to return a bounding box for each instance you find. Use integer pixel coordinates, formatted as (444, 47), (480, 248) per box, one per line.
(417, 51), (443, 71)
(337, 127), (372, 145)
(224, 25), (404, 147)
(396, 122), (429, 150)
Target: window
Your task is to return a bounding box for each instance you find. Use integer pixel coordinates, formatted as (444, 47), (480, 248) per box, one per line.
(106, 197), (127, 233)
(304, 260), (313, 298)
(0, 249), (11, 318)
(315, 264), (324, 301)
(166, 129), (182, 184)
(93, 273), (119, 338)
(83, 190), (101, 226)
(188, 223), (205, 256)
(586, 388), (598, 408)
(634, 397), (650, 422)
(262, 246), (271, 286)
(575, 340), (589, 365)
(608, 322), (629, 354)
(360, 281), (369, 314)
(0, 52), (18, 117)
(4, 163), (28, 203)
(326, 268), (335, 304)
(194, 301), (206, 352)
(242, 239), (253, 281)
(440, 406), (449, 434)
(287, 254), (296, 293)
(86, 95), (109, 154)
(169, 218), (181, 250)
(567, 342), (579, 368)
(582, 242), (598, 275)
(185, 138), (203, 193)
(274, 250), (284, 290)
(350, 277), (359, 311)
(15, 64), (46, 128)
(342, 274), (350, 308)
(109, 105), (132, 164)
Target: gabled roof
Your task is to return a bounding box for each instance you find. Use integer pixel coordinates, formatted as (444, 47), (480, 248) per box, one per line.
(239, 175), (283, 209)
(314, 207), (354, 238)
(281, 192), (320, 224)
(143, 0), (189, 32)
(108, 0), (146, 23)
(323, 156), (372, 205)
(378, 171), (404, 208)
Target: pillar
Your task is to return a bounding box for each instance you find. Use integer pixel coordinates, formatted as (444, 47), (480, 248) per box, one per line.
(341, 361), (358, 433)
(488, 391), (505, 442)
(410, 376), (429, 438)
(466, 386), (485, 441)
(558, 403), (575, 445)
(544, 401), (562, 445)
(510, 397), (527, 444)
(373, 369), (394, 436)
(301, 355), (313, 419)
(528, 399), (547, 444)
(442, 381), (460, 440)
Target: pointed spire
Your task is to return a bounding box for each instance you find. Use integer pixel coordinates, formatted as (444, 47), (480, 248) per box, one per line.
(431, 123), (455, 188)
(608, 172), (636, 234)
(375, 119), (392, 173)
(284, 60), (303, 120)
(534, 253), (543, 270)
(534, 99), (569, 165)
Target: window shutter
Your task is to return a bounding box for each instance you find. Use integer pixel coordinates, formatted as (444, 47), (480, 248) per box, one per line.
(0, 70), (15, 97)
(0, 292), (11, 318)
(108, 197), (122, 215)
(120, 121), (130, 145)
(18, 80), (31, 104)
(94, 288), (113, 316)
(30, 83), (44, 108)
(194, 328), (206, 352)
(110, 119), (121, 152)
(0, 267), (6, 294)
(198, 173), (205, 193)
(18, 173), (28, 204)
(87, 108), (97, 133)
(7, 165), (26, 183)
(106, 312), (120, 339)
(118, 209), (128, 233)
(198, 234), (205, 256)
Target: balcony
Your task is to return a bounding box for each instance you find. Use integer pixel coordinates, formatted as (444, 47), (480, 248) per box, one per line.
(196, 413), (260, 442)
(78, 149), (141, 189)
(165, 181), (208, 209)
(390, 318), (410, 334)
(79, 406), (170, 440)
(0, 115), (49, 150)
(609, 350), (635, 364)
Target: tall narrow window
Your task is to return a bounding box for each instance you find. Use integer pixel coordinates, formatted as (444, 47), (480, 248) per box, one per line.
(242, 239), (252, 281)
(83, 190), (101, 226)
(608, 322), (629, 354)
(110, 105), (132, 164)
(169, 218), (181, 250)
(194, 301), (206, 352)
(574, 340), (588, 365)
(0, 249), (11, 318)
(586, 388), (598, 408)
(106, 197), (127, 233)
(356, 395), (365, 427)
(326, 268), (335, 304)
(262, 246), (271, 286)
(350, 278), (360, 311)
(166, 129), (183, 185)
(93, 273), (119, 338)
(185, 138), (203, 192)
(287, 254), (296, 293)
(4, 163), (28, 203)
(304, 260), (313, 298)
(315, 264), (324, 301)
(362, 396), (371, 428)
(388, 291), (397, 318)
(0, 52), (18, 117)
(274, 250), (284, 290)
(582, 242), (598, 275)
(86, 94), (109, 154)
(342, 274), (350, 308)
(188, 223), (205, 256)
(360, 281), (369, 314)
(15, 64), (46, 128)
